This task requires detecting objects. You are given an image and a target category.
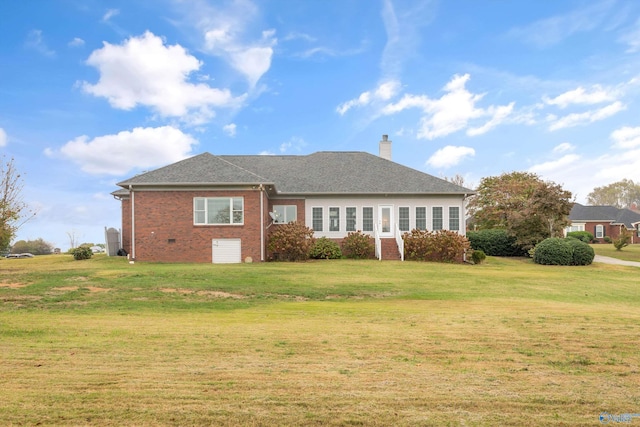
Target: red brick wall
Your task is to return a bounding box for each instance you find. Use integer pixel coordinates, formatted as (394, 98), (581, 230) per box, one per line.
(588, 222), (637, 244)
(121, 197), (131, 255)
(124, 190), (265, 263)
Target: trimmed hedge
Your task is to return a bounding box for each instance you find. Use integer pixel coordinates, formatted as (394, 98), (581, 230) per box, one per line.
(467, 229), (527, 257)
(566, 238), (595, 265)
(310, 237), (342, 259)
(566, 231), (594, 243)
(533, 237), (594, 266)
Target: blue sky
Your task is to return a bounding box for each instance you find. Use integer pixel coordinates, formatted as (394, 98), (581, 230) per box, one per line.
(2, 0), (640, 250)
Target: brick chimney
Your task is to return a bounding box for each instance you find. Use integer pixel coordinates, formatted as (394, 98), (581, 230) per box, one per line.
(379, 134), (392, 160)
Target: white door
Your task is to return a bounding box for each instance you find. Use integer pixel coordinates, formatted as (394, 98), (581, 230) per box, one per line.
(212, 239), (242, 264)
(378, 205), (393, 237)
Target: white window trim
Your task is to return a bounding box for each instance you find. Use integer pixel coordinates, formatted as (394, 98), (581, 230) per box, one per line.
(595, 224), (604, 239)
(398, 206), (410, 232)
(312, 207), (324, 232)
(415, 206), (427, 231)
(432, 206), (443, 231)
(362, 206), (374, 233)
(329, 207), (340, 232)
(194, 197), (244, 226)
(346, 207), (357, 232)
(449, 206), (460, 231)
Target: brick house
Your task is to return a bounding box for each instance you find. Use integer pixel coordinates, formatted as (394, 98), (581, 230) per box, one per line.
(112, 136), (474, 263)
(566, 203), (640, 244)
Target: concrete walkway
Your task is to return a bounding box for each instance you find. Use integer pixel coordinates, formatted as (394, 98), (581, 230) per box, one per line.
(594, 255), (640, 268)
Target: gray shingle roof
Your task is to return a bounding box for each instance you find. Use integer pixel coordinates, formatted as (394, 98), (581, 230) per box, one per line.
(569, 203), (640, 228)
(116, 151), (474, 195)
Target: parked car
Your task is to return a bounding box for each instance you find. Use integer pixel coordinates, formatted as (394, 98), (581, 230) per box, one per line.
(5, 253), (35, 259)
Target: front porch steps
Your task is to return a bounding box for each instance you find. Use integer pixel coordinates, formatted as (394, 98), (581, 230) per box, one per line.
(380, 238), (402, 260)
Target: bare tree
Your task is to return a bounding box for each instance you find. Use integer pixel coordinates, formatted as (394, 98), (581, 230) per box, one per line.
(1, 156), (34, 251)
(66, 229), (81, 249)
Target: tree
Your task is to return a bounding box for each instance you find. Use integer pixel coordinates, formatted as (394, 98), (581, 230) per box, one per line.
(587, 179), (640, 209)
(67, 229), (81, 249)
(10, 238), (54, 255)
(467, 172), (573, 251)
(1, 156), (33, 252)
(444, 174), (467, 188)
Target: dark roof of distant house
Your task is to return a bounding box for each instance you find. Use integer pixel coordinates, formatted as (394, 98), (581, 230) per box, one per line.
(116, 151), (474, 196)
(569, 203), (640, 229)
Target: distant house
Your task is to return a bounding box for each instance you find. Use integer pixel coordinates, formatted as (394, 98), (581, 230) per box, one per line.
(566, 203), (640, 244)
(112, 135), (474, 263)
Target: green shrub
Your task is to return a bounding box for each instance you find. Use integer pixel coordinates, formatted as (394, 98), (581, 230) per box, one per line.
(310, 237), (342, 259)
(565, 238), (594, 265)
(533, 237), (594, 266)
(267, 222), (314, 261)
(403, 229), (470, 263)
(471, 249), (486, 264)
(466, 229), (527, 257)
(70, 246), (93, 260)
(566, 231), (594, 243)
(603, 236), (612, 243)
(341, 231), (375, 259)
(613, 228), (632, 251)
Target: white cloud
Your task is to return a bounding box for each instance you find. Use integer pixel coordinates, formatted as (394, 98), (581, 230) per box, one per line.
(467, 103), (515, 136)
(426, 145), (475, 169)
(548, 101), (625, 131)
(382, 74), (513, 140)
(68, 37), (85, 47)
(611, 126), (640, 149)
(279, 136), (307, 153)
(529, 154), (582, 174)
(50, 126), (197, 175)
(102, 9), (120, 22)
(0, 128), (7, 147)
(507, 0), (614, 48)
(543, 85), (617, 108)
(553, 142), (575, 153)
(223, 123), (237, 137)
(197, 0), (276, 88)
(618, 19), (640, 52)
(528, 129), (640, 203)
(25, 29), (55, 57)
(81, 31), (244, 123)
(336, 80), (400, 115)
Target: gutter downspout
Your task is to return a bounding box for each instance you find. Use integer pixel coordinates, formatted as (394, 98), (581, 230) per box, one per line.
(129, 185), (135, 260)
(259, 184), (265, 262)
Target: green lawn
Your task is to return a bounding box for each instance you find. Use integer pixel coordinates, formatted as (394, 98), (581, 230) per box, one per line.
(592, 242), (640, 262)
(1, 254), (639, 426)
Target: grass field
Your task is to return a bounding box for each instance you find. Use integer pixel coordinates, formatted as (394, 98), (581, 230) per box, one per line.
(1, 254), (639, 426)
(592, 242), (640, 262)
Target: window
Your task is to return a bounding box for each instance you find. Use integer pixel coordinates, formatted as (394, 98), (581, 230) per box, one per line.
(273, 205), (297, 223)
(362, 207), (373, 232)
(329, 207), (340, 232)
(595, 224), (604, 239)
(449, 207), (460, 231)
(398, 207), (410, 231)
(569, 224), (585, 232)
(346, 207), (356, 232)
(312, 207), (323, 231)
(432, 207), (443, 231)
(416, 207), (427, 230)
(194, 197), (244, 225)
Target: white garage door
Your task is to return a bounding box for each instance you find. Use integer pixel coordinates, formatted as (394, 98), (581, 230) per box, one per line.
(212, 239), (242, 264)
